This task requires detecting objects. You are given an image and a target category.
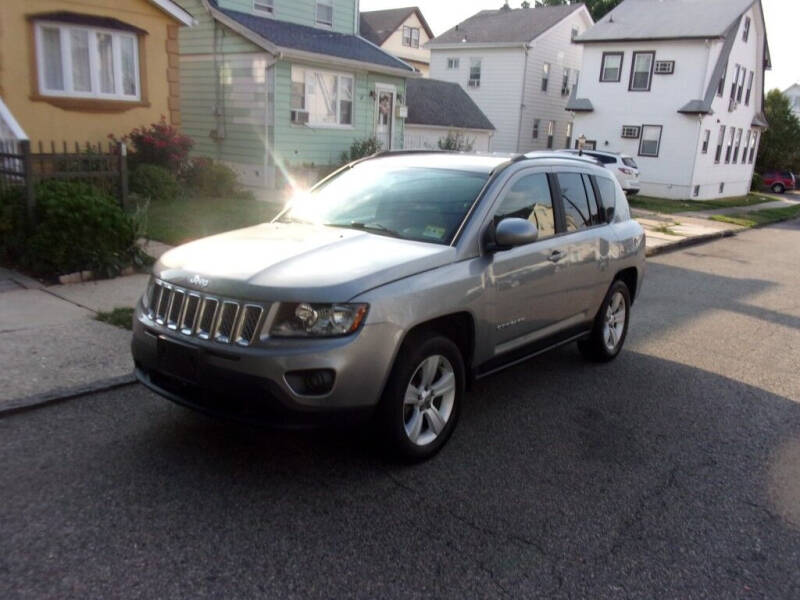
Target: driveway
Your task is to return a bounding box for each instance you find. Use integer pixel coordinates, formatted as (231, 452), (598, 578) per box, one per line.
(2, 220), (800, 599)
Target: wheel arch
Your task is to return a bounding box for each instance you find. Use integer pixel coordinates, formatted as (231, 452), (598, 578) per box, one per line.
(614, 267), (639, 304)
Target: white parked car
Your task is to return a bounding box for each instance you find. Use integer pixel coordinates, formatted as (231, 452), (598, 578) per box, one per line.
(559, 150), (640, 196)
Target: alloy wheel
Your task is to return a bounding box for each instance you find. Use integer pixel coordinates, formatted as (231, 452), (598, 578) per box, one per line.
(403, 355), (456, 446)
(603, 291), (627, 352)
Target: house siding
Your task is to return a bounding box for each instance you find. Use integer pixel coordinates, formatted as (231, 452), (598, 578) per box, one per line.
(272, 60), (405, 169)
(218, 0), (356, 35)
(518, 7), (592, 153)
(0, 0), (183, 144)
(430, 47), (525, 153)
(178, 0), (262, 54)
(571, 3), (766, 200)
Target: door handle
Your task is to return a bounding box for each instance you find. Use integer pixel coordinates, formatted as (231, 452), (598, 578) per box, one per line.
(548, 250), (565, 263)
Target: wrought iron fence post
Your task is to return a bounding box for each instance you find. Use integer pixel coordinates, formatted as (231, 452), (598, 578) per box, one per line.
(21, 139), (36, 227)
(118, 142), (129, 208)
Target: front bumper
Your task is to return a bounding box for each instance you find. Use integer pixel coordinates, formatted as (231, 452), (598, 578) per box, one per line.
(131, 304), (403, 424)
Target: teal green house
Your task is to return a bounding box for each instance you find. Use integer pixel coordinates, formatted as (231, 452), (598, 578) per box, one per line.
(176, 0), (416, 187)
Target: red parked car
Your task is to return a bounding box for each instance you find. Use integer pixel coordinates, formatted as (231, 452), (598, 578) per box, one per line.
(762, 170), (796, 193)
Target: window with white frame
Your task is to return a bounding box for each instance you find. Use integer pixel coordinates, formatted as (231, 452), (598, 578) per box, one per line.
(571, 27), (579, 40)
(745, 71), (754, 105)
(546, 120), (555, 149)
(732, 128), (743, 162)
(629, 51), (654, 91)
(565, 122), (573, 149)
(316, 0), (333, 27)
(290, 66), (353, 126)
(638, 124), (662, 157)
(717, 61), (727, 96)
(749, 130), (758, 163)
(701, 129), (710, 153)
(600, 52), (623, 82)
(402, 26), (420, 48)
(742, 130), (751, 164)
(736, 67), (745, 102)
(468, 58), (481, 88)
(446, 57), (459, 70)
(532, 118), (540, 139)
(743, 16), (751, 42)
(561, 67), (570, 96)
(541, 62), (550, 91)
(253, 0), (274, 15)
(730, 64), (740, 102)
(35, 21), (140, 100)
(725, 127), (735, 163)
(715, 125), (725, 163)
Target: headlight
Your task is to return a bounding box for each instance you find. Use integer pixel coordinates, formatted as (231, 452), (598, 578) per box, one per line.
(270, 302), (368, 338)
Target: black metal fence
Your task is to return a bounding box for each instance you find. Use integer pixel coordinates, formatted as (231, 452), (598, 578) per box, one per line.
(0, 139), (128, 224)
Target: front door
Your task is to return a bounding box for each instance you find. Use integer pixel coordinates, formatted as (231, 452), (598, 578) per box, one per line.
(375, 87), (395, 151)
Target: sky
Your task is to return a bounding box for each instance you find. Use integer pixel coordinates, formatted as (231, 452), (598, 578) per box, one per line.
(360, 0), (799, 92)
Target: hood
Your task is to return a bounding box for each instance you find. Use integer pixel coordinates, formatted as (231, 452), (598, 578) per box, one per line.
(154, 222), (456, 302)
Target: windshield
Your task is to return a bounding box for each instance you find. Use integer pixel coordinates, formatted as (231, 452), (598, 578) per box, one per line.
(622, 157), (638, 169)
(278, 164), (490, 245)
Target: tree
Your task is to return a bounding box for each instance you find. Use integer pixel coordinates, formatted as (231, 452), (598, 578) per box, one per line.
(533, 0), (622, 21)
(756, 89), (800, 173)
(438, 132), (475, 152)
(521, 1), (531, 7)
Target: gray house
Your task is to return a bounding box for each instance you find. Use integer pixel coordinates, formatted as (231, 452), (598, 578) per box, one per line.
(404, 78), (495, 151)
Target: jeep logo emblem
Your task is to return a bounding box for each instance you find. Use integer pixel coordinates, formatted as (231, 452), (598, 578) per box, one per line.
(189, 274), (209, 288)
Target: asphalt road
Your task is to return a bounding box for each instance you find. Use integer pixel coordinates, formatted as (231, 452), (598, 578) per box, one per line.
(2, 220), (800, 599)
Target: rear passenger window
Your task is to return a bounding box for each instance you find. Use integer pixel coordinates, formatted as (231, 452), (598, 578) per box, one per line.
(595, 176), (617, 219)
(494, 173), (555, 239)
(582, 174), (602, 225)
(556, 172), (594, 232)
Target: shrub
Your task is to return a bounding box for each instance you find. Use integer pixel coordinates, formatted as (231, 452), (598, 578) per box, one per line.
(23, 180), (146, 278)
(751, 172), (764, 191)
(438, 132), (475, 152)
(0, 187), (28, 263)
(339, 137), (382, 165)
(112, 116), (193, 173)
(131, 164), (180, 201)
(183, 157), (243, 197)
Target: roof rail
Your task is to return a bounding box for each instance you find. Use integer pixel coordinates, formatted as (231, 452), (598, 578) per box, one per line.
(372, 149), (447, 158)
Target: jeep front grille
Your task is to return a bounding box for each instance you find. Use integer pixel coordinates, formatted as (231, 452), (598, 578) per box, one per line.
(146, 280), (265, 346)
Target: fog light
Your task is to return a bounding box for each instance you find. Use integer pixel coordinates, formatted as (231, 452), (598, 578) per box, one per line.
(285, 369), (335, 396)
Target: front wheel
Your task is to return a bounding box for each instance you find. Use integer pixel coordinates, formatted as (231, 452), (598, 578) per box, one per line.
(578, 280), (631, 362)
(378, 332), (465, 461)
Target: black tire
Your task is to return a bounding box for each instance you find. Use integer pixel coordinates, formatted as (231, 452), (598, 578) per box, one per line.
(772, 183), (785, 194)
(378, 331), (465, 461)
(578, 280), (631, 362)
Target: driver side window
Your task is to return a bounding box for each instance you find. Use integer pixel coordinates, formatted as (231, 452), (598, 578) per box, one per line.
(494, 173), (555, 240)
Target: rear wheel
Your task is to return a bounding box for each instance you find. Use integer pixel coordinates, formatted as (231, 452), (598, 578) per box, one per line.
(378, 332), (465, 461)
(578, 280), (631, 362)
(772, 183), (785, 194)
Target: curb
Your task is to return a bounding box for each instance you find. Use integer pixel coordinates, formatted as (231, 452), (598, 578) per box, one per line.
(645, 229), (737, 257)
(0, 373), (137, 418)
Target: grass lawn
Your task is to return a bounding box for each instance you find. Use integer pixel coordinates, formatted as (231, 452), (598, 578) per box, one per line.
(629, 193), (774, 214)
(709, 204), (800, 228)
(141, 195), (284, 246)
(96, 307), (135, 330)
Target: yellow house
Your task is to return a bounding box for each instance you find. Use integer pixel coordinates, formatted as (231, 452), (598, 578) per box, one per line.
(0, 0), (193, 144)
(360, 7), (433, 76)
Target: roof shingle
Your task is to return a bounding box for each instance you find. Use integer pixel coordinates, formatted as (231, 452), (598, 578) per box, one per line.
(208, 0), (414, 72)
(429, 3), (584, 46)
(406, 79), (494, 131)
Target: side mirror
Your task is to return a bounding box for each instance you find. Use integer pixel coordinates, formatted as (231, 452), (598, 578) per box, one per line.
(605, 206), (615, 222)
(491, 218), (539, 251)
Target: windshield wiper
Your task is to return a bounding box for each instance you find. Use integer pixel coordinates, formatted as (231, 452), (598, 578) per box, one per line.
(326, 222), (402, 239)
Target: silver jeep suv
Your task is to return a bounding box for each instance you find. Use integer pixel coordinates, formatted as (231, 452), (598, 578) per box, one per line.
(132, 152), (645, 459)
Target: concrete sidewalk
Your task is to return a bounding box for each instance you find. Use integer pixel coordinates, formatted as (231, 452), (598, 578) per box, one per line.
(633, 209), (743, 256)
(0, 241), (171, 413)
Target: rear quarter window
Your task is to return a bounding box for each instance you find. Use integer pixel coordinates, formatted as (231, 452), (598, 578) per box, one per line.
(622, 157), (638, 169)
(595, 175), (630, 222)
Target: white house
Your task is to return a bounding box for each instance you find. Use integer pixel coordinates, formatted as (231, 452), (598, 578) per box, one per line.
(427, 3), (593, 154)
(784, 84), (800, 120)
(569, 0), (770, 200)
(404, 78), (495, 152)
